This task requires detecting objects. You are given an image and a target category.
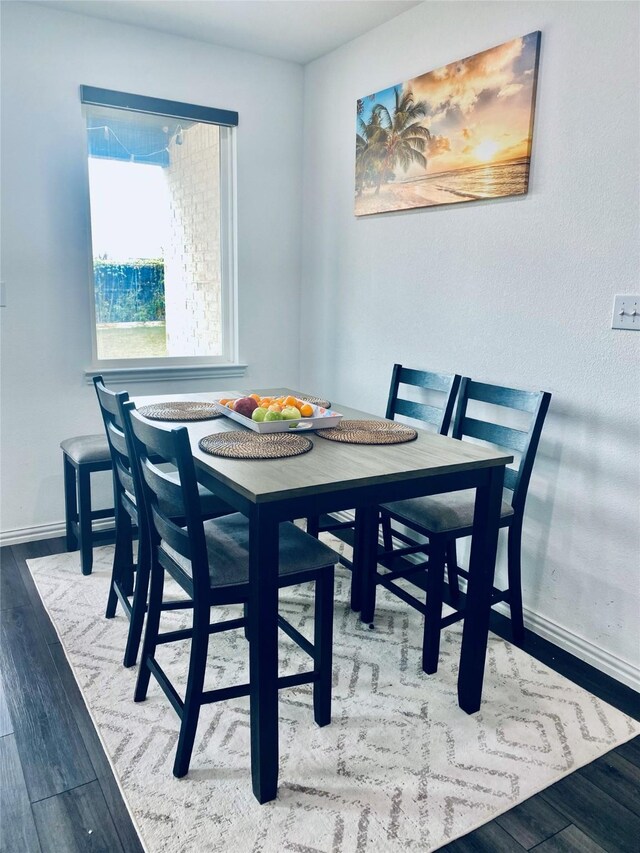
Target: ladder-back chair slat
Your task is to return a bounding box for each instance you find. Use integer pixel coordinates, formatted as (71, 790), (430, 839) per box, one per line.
(393, 398), (444, 427)
(462, 417), (530, 453)
(464, 379), (541, 413)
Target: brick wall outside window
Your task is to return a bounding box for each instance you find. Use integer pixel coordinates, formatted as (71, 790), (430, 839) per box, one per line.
(163, 123), (222, 357)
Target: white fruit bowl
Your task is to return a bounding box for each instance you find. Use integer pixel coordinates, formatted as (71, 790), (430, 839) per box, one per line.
(212, 400), (343, 434)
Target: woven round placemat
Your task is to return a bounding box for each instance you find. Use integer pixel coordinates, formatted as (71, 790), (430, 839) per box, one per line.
(315, 419), (417, 445)
(297, 394), (331, 409)
(199, 431), (313, 460)
(138, 402), (223, 422)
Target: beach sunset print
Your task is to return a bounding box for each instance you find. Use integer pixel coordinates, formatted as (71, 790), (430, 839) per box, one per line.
(355, 32), (541, 215)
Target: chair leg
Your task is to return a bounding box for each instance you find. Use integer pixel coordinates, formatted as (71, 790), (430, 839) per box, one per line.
(120, 511), (135, 598)
(105, 569), (119, 620)
(173, 600), (210, 778)
(507, 525), (525, 647)
(446, 540), (460, 602)
(381, 513), (394, 553)
(77, 466), (94, 575)
(122, 523), (150, 668)
(116, 508), (135, 590)
(313, 567), (334, 727)
(63, 456), (78, 551)
(306, 515), (320, 538)
(422, 536), (446, 675)
(106, 506), (133, 618)
(134, 559), (165, 703)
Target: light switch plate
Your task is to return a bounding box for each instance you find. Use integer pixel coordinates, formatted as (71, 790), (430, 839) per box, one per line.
(611, 294), (639, 330)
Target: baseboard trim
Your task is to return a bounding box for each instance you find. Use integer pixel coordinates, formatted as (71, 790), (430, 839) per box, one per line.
(0, 519), (113, 548)
(4, 515), (639, 693)
(504, 603), (640, 693)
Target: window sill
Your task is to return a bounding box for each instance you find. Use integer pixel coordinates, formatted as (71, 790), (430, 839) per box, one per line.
(84, 363), (248, 385)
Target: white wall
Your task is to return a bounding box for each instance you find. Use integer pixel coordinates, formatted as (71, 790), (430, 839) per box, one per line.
(300, 1), (640, 686)
(0, 3), (304, 536)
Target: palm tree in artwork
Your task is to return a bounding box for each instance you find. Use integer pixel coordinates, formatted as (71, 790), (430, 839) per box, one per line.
(356, 110), (385, 195)
(359, 87), (431, 194)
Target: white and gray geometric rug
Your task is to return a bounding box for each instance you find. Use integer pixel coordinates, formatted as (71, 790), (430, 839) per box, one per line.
(27, 539), (638, 853)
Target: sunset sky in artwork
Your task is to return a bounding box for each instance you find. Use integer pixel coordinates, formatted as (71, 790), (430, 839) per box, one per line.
(359, 33), (539, 177)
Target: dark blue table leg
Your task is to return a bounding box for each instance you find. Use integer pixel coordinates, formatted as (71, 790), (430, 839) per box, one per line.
(458, 464), (505, 714)
(249, 505), (279, 804)
(357, 505), (381, 625)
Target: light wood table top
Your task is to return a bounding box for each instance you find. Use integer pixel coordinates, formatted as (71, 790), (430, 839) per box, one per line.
(134, 389), (513, 505)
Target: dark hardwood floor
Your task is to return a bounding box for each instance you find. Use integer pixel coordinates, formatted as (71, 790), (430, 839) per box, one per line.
(0, 536), (638, 852)
(0, 537), (143, 853)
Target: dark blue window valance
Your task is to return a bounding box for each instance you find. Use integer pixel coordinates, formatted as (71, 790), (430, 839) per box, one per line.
(81, 86), (238, 126)
(81, 86), (238, 166)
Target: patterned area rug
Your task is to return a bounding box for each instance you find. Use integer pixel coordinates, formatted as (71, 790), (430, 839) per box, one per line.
(27, 540), (638, 853)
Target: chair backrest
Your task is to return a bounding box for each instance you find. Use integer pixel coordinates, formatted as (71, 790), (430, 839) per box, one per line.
(93, 376), (138, 516)
(452, 378), (551, 516)
(126, 404), (210, 597)
(386, 364), (461, 435)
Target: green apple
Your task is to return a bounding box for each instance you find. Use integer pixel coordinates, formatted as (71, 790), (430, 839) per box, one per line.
(281, 406), (301, 421)
(263, 410), (283, 421)
(252, 407), (268, 422)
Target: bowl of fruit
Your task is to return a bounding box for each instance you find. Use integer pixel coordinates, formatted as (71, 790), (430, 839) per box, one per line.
(214, 394), (343, 433)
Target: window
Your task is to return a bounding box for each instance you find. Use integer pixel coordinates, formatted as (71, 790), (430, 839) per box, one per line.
(81, 87), (241, 378)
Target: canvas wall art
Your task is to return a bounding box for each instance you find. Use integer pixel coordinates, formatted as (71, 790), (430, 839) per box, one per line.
(355, 32), (541, 216)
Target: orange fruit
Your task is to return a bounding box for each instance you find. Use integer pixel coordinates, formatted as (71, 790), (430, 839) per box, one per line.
(250, 393), (260, 402)
(284, 395), (299, 408)
(259, 397), (273, 407)
(227, 400), (235, 410)
(268, 403), (282, 413)
(276, 397), (285, 405)
(300, 403), (314, 418)
(219, 398), (229, 405)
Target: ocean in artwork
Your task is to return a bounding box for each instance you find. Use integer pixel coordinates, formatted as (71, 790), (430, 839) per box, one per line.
(411, 158), (529, 200)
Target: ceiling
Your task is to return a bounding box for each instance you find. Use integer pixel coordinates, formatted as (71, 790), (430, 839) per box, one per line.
(41, 1), (422, 64)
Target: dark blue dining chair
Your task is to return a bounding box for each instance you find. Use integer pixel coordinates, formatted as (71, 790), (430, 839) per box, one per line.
(93, 377), (230, 667)
(127, 404), (337, 779)
(371, 378), (551, 673)
(60, 433), (114, 575)
(306, 364), (461, 610)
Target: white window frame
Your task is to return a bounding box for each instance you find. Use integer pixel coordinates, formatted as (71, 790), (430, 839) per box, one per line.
(81, 86), (245, 384)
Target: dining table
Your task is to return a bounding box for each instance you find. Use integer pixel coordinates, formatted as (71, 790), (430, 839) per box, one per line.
(134, 387), (513, 804)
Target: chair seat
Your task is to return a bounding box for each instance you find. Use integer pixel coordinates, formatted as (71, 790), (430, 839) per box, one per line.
(381, 489), (514, 534)
(162, 515), (337, 590)
(60, 434), (111, 465)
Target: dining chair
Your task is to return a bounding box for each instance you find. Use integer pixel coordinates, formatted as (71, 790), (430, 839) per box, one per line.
(127, 404), (337, 779)
(371, 378), (551, 673)
(307, 364), (461, 609)
(93, 377), (230, 667)
(60, 434), (114, 575)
